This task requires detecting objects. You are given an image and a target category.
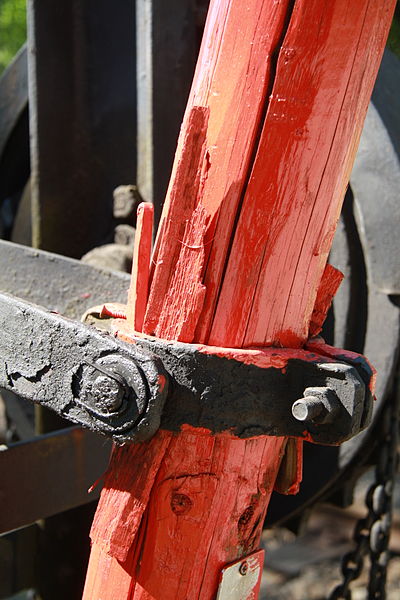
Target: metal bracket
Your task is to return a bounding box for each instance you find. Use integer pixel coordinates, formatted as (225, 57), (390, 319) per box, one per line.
(216, 550), (264, 599)
(130, 335), (373, 445)
(0, 288), (374, 445)
(0, 292), (168, 444)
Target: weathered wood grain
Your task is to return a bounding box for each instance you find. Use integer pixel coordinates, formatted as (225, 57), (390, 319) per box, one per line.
(84, 429), (285, 600)
(143, 106), (209, 336)
(309, 264), (344, 338)
(83, 1), (395, 598)
(209, 0), (396, 348)
(145, 0), (292, 342)
(154, 203), (209, 341)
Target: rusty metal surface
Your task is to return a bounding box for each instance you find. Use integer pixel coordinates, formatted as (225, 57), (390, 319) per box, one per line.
(132, 336), (373, 445)
(0, 427), (111, 534)
(352, 52), (400, 295)
(136, 0), (198, 225)
(0, 287), (373, 445)
(27, 0), (137, 258)
(0, 292), (167, 444)
(0, 240), (130, 320)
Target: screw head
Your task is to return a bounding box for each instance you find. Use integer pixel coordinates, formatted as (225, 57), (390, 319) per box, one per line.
(76, 354), (151, 427)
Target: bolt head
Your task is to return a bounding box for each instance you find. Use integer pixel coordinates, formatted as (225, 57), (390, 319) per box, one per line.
(90, 374), (124, 412)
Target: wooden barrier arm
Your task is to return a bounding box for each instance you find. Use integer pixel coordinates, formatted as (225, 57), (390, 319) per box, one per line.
(83, 1), (396, 598)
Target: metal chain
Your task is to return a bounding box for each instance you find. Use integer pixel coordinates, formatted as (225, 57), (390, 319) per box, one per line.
(328, 383), (399, 600)
(367, 394), (399, 599)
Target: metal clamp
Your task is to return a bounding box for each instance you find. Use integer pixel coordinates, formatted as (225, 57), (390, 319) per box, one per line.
(131, 336), (373, 445)
(0, 291), (374, 445)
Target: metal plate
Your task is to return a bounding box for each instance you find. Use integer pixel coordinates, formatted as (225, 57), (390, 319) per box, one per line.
(0, 427), (111, 534)
(0, 239), (130, 320)
(216, 550), (264, 600)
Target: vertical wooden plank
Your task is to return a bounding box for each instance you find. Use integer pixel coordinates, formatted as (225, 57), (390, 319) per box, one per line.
(83, 431), (173, 600)
(84, 430), (285, 600)
(154, 204), (209, 341)
(130, 432), (284, 599)
(144, 0), (292, 340)
(127, 202), (153, 331)
(27, 0), (136, 258)
(309, 264), (344, 338)
(26, 5), (138, 595)
(136, 0), (153, 204)
(209, 0), (396, 348)
(142, 106), (210, 336)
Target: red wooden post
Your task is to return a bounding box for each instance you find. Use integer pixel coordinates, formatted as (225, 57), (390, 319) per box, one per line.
(83, 1), (396, 598)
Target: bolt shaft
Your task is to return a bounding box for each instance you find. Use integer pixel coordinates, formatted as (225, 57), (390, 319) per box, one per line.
(292, 396), (325, 422)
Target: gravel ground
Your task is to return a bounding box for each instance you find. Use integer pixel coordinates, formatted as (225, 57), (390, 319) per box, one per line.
(259, 471), (400, 599)
(261, 556), (400, 599)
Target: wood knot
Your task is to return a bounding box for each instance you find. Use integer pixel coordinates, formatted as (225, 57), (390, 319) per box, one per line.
(238, 505), (255, 529)
(170, 493), (193, 515)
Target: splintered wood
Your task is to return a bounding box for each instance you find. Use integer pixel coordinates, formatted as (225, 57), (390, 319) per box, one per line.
(83, 1), (396, 599)
(126, 202), (154, 331)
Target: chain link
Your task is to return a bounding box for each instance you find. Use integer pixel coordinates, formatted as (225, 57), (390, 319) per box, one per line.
(328, 382), (399, 600)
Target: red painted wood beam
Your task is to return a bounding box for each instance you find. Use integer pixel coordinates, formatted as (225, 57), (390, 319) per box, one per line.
(83, 1), (395, 598)
(144, 0), (293, 342)
(126, 202), (153, 332)
(209, 0), (396, 349)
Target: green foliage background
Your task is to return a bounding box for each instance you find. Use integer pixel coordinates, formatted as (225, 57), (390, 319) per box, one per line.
(388, 5), (400, 57)
(0, 0), (26, 75)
